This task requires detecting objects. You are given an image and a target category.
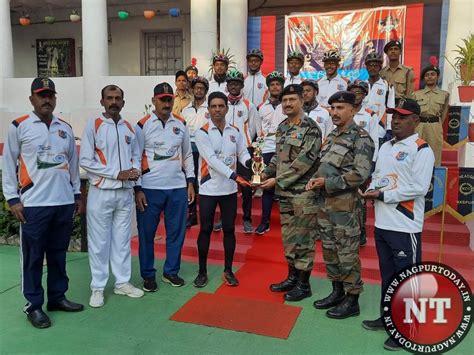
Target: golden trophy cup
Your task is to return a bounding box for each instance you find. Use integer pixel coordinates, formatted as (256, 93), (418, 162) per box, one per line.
(251, 136), (265, 186)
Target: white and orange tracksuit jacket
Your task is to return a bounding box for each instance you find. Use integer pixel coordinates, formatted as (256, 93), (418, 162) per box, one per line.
(2, 112), (80, 207)
(79, 114), (141, 189)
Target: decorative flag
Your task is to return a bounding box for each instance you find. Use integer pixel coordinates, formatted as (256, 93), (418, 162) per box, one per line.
(446, 167), (474, 222)
(443, 105), (471, 148)
(424, 167), (447, 218)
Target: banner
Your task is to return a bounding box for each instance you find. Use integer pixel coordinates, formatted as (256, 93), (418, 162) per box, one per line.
(443, 105), (471, 148)
(285, 7), (407, 81)
(446, 167), (474, 223)
(424, 167), (447, 218)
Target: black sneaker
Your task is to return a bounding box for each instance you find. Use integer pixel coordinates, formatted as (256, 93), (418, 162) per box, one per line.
(143, 278), (158, 292)
(193, 273), (208, 288)
(362, 317), (384, 331)
(384, 337), (402, 351)
(255, 223), (270, 235)
(213, 221), (222, 232)
(222, 271), (239, 287)
(186, 216), (198, 229)
(162, 273), (185, 287)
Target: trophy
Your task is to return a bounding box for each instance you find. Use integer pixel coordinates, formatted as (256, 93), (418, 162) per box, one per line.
(251, 136), (265, 186)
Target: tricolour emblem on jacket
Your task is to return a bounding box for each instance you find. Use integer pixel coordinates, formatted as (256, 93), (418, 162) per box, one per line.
(173, 126), (181, 135)
(57, 129), (67, 139)
(125, 135), (131, 144)
(395, 151), (408, 161)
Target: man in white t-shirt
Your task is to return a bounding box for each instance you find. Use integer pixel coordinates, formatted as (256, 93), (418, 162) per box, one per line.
(359, 98), (434, 352)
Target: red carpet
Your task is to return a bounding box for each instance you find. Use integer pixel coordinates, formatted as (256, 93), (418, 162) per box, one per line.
(170, 292), (302, 339)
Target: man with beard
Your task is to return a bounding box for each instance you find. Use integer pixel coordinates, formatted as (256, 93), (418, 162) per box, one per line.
(380, 40), (415, 100)
(261, 84), (322, 302)
(225, 69), (261, 234)
(348, 80), (379, 247)
(208, 51), (229, 94)
(181, 76), (210, 227)
(244, 49), (267, 107)
(254, 71), (286, 235)
(364, 52), (396, 146)
(306, 91), (374, 319)
(284, 51), (304, 86)
(301, 79), (333, 138)
(80, 85), (144, 308)
(135, 83), (195, 291)
(317, 50), (349, 108)
(2, 78), (84, 328)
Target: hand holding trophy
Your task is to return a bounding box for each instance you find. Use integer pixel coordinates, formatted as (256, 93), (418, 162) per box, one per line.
(251, 136), (265, 186)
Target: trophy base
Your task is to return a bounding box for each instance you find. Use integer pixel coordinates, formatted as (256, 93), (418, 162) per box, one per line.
(250, 176), (262, 186)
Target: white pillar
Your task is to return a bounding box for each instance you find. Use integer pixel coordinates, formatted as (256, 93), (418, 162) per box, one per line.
(441, 0), (474, 248)
(82, 0), (109, 107)
(220, 0), (247, 73)
(0, 0), (14, 109)
(190, 0), (217, 77)
(441, 0), (474, 96)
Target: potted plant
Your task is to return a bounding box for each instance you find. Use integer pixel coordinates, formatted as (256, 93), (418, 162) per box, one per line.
(144, 10), (155, 20)
(19, 12), (30, 26)
(70, 9), (81, 23)
(446, 34), (474, 102)
(118, 10), (130, 20)
(44, 15), (55, 24)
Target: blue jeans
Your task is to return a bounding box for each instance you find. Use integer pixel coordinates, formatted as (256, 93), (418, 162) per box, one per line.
(137, 188), (187, 278)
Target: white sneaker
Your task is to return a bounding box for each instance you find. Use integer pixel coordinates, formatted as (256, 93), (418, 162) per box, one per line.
(89, 290), (104, 308)
(114, 283), (144, 298)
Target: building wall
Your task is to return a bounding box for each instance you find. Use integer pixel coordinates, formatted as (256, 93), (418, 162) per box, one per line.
(11, 14), (190, 78)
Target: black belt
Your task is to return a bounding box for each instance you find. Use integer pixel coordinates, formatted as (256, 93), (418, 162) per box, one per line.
(419, 116), (439, 123)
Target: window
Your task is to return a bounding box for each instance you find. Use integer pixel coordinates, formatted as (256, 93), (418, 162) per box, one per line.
(144, 32), (183, 75)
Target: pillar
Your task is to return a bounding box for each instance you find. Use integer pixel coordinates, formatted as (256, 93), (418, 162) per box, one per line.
(220, 0), (247, 73)
(82, 0), (109, 107)
(441, 0), (474, 248)
(0, 0), (14, 109)
(190, 0), (218, 77)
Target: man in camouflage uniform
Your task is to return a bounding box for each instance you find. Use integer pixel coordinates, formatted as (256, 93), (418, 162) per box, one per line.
(261, 84), (322, 302)
(380, 40), (415, 100)
(306, 91), (374, 319)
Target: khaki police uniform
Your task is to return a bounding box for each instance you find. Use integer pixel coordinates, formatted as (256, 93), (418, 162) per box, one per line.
(380, 64), (415, 99)
(412, 87), (449, 166)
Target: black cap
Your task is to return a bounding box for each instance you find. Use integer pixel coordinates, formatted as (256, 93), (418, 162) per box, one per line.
(328, 91), (357, 106)
(153, 82), (174, 99)
(175, 70), (188, 81)
(384, 40), (402, 54)
(31, 77), (56, 94)
(421, 65), (440, 79)
(279, 84), (303, 100)
(387, 98), (420, 116)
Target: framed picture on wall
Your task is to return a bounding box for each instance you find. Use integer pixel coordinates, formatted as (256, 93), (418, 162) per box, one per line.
(36, 38), (76, 77)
